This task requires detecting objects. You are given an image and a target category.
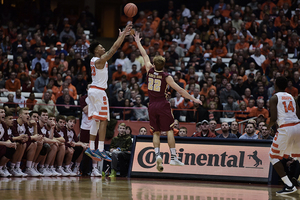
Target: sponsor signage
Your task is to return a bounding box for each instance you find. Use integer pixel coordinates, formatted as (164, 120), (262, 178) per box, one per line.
(129, 136), (272, 182)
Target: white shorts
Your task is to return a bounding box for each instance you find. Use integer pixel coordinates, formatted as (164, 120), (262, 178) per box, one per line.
(269, 122), (300, 159)
(86, 87), (110, 121)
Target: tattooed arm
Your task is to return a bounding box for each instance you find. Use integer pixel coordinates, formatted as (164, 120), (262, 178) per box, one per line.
(96, 22), (132, 69)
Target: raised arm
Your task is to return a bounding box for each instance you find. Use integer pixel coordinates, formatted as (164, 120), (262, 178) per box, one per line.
(99, 22), (132, 64)
(166, 76), (202, 105)
(133, 31), (152, 73)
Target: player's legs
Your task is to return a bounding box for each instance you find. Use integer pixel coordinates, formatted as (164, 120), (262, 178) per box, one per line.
(32, 141), (43, 168)
(269, 127), (297, 195)
(72, 146), (84, 175)
(166, 130), (184, 166)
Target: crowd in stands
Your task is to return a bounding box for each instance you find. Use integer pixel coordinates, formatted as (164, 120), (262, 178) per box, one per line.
(1, 0), (300, 132)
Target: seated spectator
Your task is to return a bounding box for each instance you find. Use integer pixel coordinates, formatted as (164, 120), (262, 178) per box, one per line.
(125, 126), (132, 136)
(111, 90), (125, 120)
(5, 72), (21, 92)
(230, 121), (242, 138)
(72, 73), (88, 96)
(121, 36), (138, 56)
(208, 120), (219, 136)
(59, 24), (76, 43)
(212, 40), (227, 58)
(285, 79), (298, 98)
(26, 92), (37, 110)
(208, 101), (221, 123)
(251, 48), (266, 67)
(127, 64), (142, 83)
(13, 89), (26, 108)
(133, 96), (149, 121)
(243, 73), (257, 92)
(223, 95), (239, 118)
(234, 35), (249, 52)
(245, 62), (258, 77)
(58, 76), (77, 100)
(72, 38), (88, 59)
(57, 94), (77, 116)
(239, 123), (258, 139)
(192, 120), (216, 137)
(220, 83), (241, 104)
(216, 122), (238, 138)
(31, 50), (48, 71)
(122, 98), (133, 120)
(212, 56), (227, 74)
(259, 125), (273, 140)
(235, 101), (251, 122)
(3, 93), (19, 114)
(250, 99), (269, 119)
(33, 91), (58, 115)
(34, 71), (49, 93)
(109, 123), (132, 177)
(139, 127), (147, 135)
(123, 53), (141, 74)
(178, 127), (187, 137)
(247, 98), (257, 116)
(177, 97), (194, 119)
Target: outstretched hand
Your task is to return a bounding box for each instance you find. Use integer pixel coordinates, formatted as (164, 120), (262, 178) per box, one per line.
(194, 99), (202, 105)
(133, 31), (141, 43)
(119, 22), (132, 37)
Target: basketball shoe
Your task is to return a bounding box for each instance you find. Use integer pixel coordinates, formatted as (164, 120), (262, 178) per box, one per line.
(170, 155), (184, 166)
(276, 185), (297, 195)
(93, 149), (112, 162)
(85, 148), (102, 161)
(156, 155), (163, 172)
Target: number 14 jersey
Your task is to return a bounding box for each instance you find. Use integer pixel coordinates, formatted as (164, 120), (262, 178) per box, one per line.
(90, 57), (108, 89)
(275, 92), (300, 126)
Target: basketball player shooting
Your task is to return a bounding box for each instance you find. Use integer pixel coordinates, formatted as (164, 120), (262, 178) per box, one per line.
(133, 32), (202, 172)
(85, 22), (132, 162)
(268, 76), (300, 195)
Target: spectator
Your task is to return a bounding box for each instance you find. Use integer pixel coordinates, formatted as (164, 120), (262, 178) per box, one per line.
(209, 120), (219, 136)
(72, 38), (88, 59)
(251, 48), (266, 67)
(5, 72), (21, 92)
(251, 99), (269, 119)
(139, 127), (147, 135)
(210, 10), (225, 26)
(123, 53), (141, 74)
(31, 50), (48, 71)
(59, 24), (76, 43)
(223, 95), (239, 118)
(230, 121), (242, 138)
(13, 89), (26, 108)
(239, 123), (258, 139)
(55, 42), (68, 57)
(33, 91), (58, 115)
(177, 97), (194, 120)
(259, 125), (273, 140)
(57, 94), (77, 116)
(216, 122), (238, 138)
(208, 101), (221, 123)
(127, 64), (142, 83)
(72, 73), (88, 96)
(285, 79), (298, 98)
(26, 92), (37, 110)
(133, 96), (149, 121)
(235, 101), (251, 122)
(212, 56), (227, 74)
(292, 71), (300, 93)
(34, 71), (49, 93)
(60, 76), (77, 100)
(109, 123), (132, 177)
(123, 98), (133, 120)
(212, 40), (227, 58)
(111, 90), (125, 120)
(178, 127), (187, 137)
(220, 83), (241, 104)
(192, 120), (216, 137)
(243, 73), (257, 92)
(3, 93), (19, 114)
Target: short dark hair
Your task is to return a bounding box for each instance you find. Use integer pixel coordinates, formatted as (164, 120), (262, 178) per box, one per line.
(5, 112), (13, 118)
(48, 113), (55, 118)
(89, 42), (101, 54)
(38, 109), (48, 116)
(275, 76), (288, 90)
(29, 111), (38, 117)
(56, 115), (66, 122)
(66, 116), (76, 122)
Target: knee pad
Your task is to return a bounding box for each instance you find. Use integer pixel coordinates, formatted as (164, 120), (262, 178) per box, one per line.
(269, 156), (280, 165)
(90, 120), (100, 136)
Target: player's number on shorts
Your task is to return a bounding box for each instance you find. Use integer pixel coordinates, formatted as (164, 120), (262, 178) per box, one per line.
(148, 78), (161, 92)
(283, 101), (294, 113)
(91, 66), (96, 76)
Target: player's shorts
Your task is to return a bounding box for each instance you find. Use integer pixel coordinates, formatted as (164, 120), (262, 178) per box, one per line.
(0, 145), (6, 158)
(149, 100), (174, 132)
(87, 86), (110, 121)
(79, 129), (99, 149)
(269, 122), (300, 160)
(0, 146), (15, 159)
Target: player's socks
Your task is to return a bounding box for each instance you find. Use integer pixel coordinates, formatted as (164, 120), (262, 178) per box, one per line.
(89, 141), (95, 150)
(155, 147), (160, 156)
(98, 141), (104, 151)
(26, 161), (32, 168)
(282, 175), (293, 187)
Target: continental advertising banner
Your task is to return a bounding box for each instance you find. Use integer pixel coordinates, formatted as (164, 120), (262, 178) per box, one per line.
(129, 136), (272, 182)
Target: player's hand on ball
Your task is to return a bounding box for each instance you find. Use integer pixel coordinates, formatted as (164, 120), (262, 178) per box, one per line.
(119, 21), (132, 36)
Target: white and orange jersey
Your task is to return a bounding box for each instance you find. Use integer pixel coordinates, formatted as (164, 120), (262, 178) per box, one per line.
(90, 57), (108, 89)
(275, 92), (300, 127)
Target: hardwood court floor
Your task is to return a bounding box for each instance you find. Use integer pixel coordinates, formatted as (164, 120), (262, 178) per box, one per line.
(0, 177), (299, 200)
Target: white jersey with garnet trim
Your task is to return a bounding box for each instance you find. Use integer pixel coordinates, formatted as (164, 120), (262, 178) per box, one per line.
(90, 57), (108, 89)
(275, 92), (300, 127)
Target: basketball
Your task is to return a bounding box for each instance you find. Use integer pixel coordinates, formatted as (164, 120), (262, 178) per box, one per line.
(124, 3), (138, 18)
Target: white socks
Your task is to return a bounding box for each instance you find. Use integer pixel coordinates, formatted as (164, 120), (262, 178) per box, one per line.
(282, 175), (293, 187)
(170, 148), (176, 156)
(90, 141), (95, 150)
(155, 148), (160, 156)
(98, 141), (104, 151)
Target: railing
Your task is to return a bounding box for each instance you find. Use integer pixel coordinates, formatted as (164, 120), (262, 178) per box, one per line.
(215, 117), (258, 133)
